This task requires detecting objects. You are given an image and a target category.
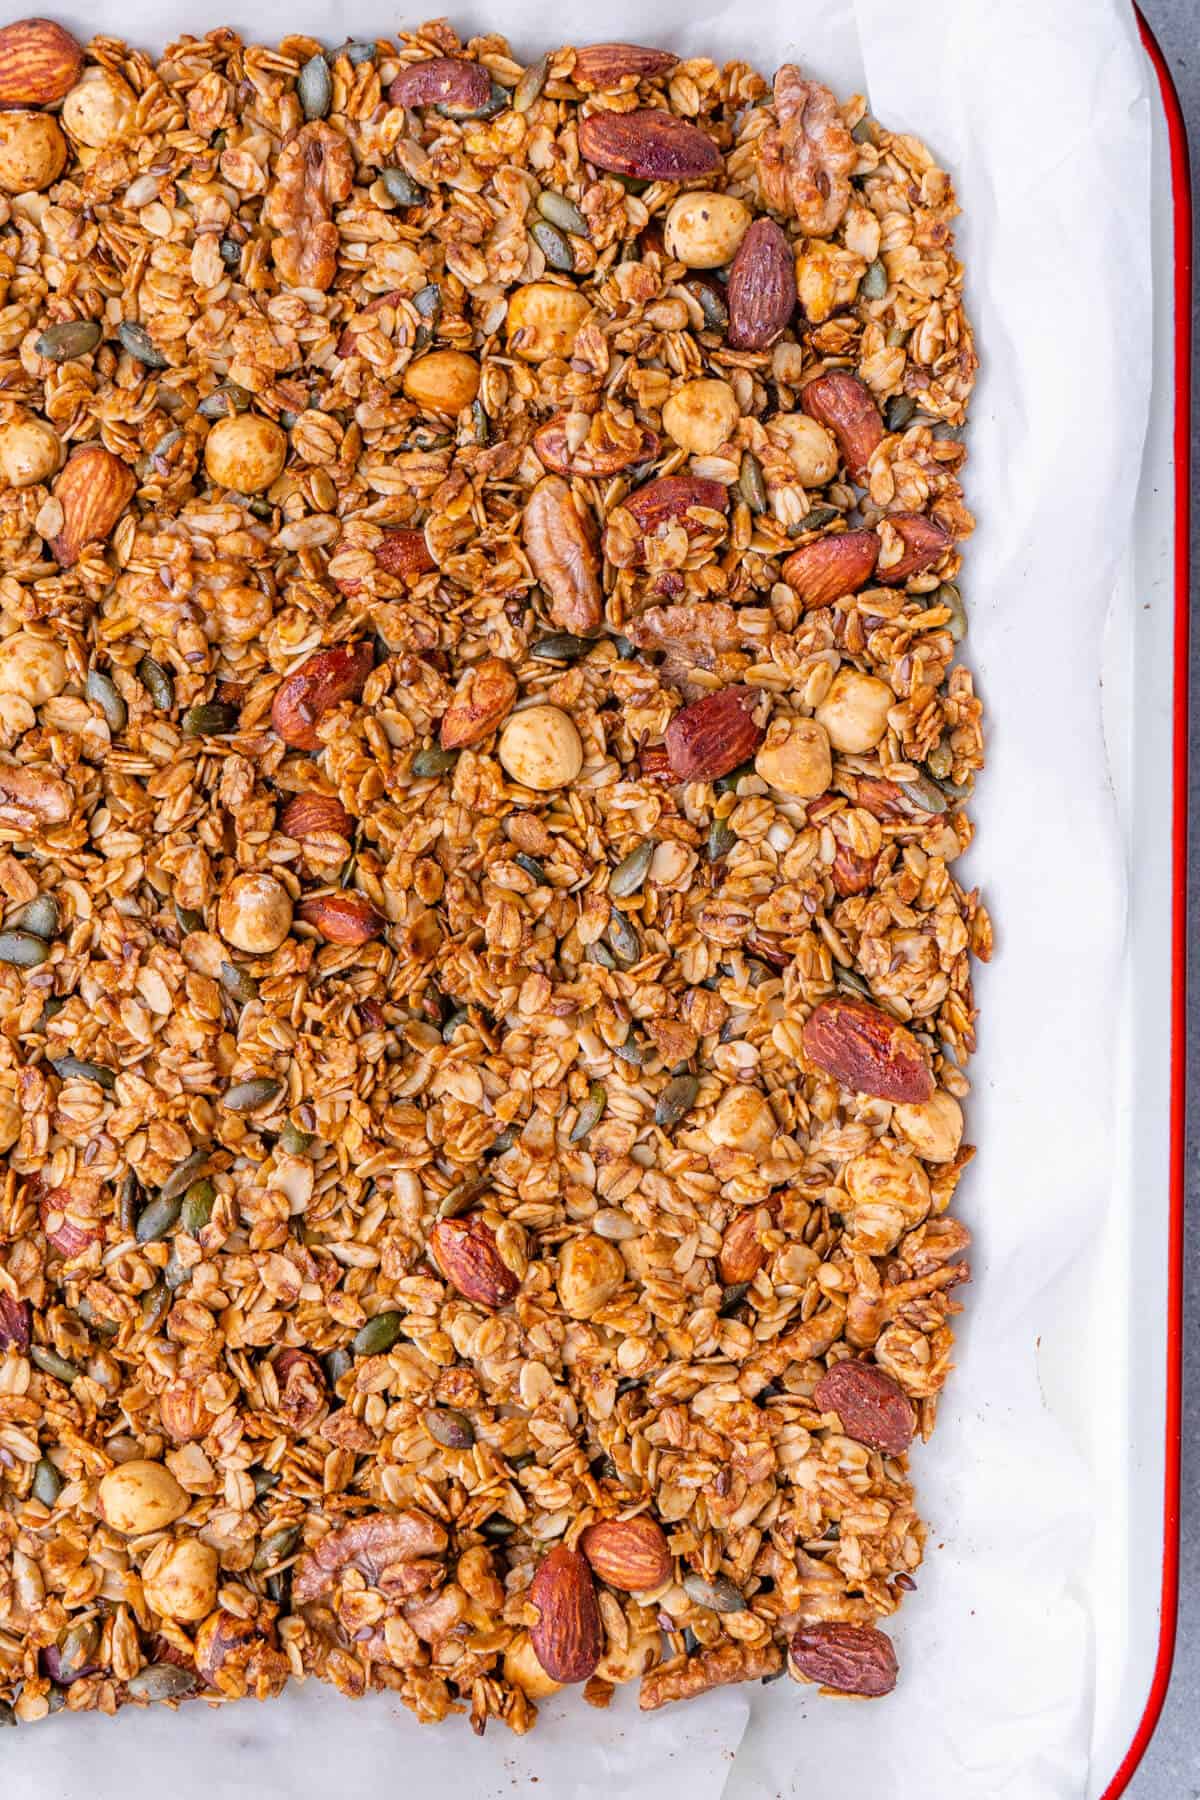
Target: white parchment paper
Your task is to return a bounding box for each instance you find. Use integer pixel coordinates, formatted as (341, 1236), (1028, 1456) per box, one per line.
(20, 1), (1154, 1794)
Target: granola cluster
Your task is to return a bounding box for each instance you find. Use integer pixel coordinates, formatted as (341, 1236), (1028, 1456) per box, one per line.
(0, 16), (986, 1734)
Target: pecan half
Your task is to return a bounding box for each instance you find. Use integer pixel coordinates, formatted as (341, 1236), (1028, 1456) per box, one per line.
(812, 1359), (916, 1455)
(265, 121), (354, 292)
(801, 995), (934, 1103)
(726, 218), (797, 351)
(639, 1640), (783, 1711)
(523, 474), (603, 635)
(800, 370), (884, 481)
(577, 109), (721, 181)
(758, 66), (856, 237)
(788, 1622), (898, 1697)
(388, 57), (491, 112)
(293, 1510), (448, 1604)
(782, 530), (880, 608)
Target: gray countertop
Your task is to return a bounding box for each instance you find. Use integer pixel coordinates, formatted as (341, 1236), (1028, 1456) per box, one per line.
(1124, 5), (1195, 1796)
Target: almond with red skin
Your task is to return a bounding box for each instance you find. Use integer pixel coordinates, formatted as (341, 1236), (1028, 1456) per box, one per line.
(334, 528), (436, 597)
(571, 44), (678, 89)
(296, 891), (385, 945)
(620, 474), (729, 540)
(718, 1199), (780, 1285)
(335, 289), (403, 357)
(813, 1359), (915, 1455)
(523, 474), (603, 636)
(639, 744), (673, 781)
(439, 657), (517, 750)
(39, 1185), (102, 1259)
(50, 445), (135, 567)
(271, 1347), (326, 1433)
(831, 842), (874, 897)
(726, 217), (797, 351)
(789, 1621), (898, 1697)
(782, 530), (879, 609)
(800, 370), (884, 481)
(853, 776), (909, 822)
(665, 686), (764, 783)
(877, 513), (952, 584)
(0, 18), (82, 107)
(0, 1295), (30, 1350)
(529, 1546), (603, 1683)
(577, 109), (721, 181)
(388, 57), (491, 111)
(580, 1516), (672, 1592)
(429, 1215), (520, 1308)
(533, 414), (659, 478)
(270, 643), (373, 750)
(801, 995), (934, 1103)
(279, 792), (352, 841)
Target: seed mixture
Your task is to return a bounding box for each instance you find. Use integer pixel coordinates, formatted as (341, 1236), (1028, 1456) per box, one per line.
(0, 15), (988, 1734)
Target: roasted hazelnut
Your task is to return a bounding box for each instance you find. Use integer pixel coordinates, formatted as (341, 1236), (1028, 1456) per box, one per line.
(504, 1631), (563, 1698)
(61, 67), (136, 148)
(506, 282), (590, 362)
(0, 411), (62, 489)
(556, 1233), (624, 1318)
(98, 1459), (189, 1535)
(708, 1084), (776, 1154)
(767, 413), (839, 487)
(661, 378), (740, 456)
(402, 350), (480, 414)
(0, 631), (67, 706)
(663, 192), (751, 268)
(815, 668), (894, 753)
(841, 1142), (932, 1255)
(498, 704), (583, 790)
(892, 1090), (964, 1163)
(754, 717), (831, 799)
(205, 414), (287, 493)
(0, 111), (66, 193)
(142, 1535), (219, 1622)
(217, 872), (294, 955)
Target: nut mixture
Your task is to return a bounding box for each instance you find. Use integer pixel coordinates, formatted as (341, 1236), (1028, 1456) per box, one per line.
(0, 15), (988, 1735)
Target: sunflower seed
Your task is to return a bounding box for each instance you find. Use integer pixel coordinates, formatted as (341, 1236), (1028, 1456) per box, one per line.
(180, 1178), (215, 1235)
(884, 394), (916, 431)
(593, 1207), (637, 1241)
(159, 1150), (209, 1203)
(251, 1466), (281, 1498)
(253, 1525), (300, 1570)
(655, 1073), (698, 1131)
(609, 838), (655, 898)
(0, 931), (48, 967)
(412, 745), (458, 778)
(35, 319), (102, 361)
(298, 52), (332, 119)
(586, 940), (617, 970)
(8, 894), (58, 938)
(127, 1664), (196, 1702)
(738, 451), (767, 514)
(163, 1251), (191, 1292)
(352, 1311), (403, 1355)
(537, 190), (588, 237)
(181, 701), (239, 737)
(489, 1126), (516, 1155)
(32, 1457), (62, 1507)
(569, 1080), (606, 1142)
(136, 1193), (182, 1243)
(513, 53), (549, 113)
(862, 258), (888, 300)
(682, 1571), (746, 1613)
(118, 321), (168, 368)
(423, 1406), (475, 1449)
(50, 1056), (115, 1090)
(530, 219), (574, 272)
(612, 1031), (647, 1067)
(137, 655), (174, 710)
(86, 669), (127, 733)
(223, 1076), (283, 1113)
(470, 398), (489, 444)
(606, 909), (640, 964)
(708, 817), (736, 861)
(30, 1346), (79, 1384)
(531, 632), (593, 661)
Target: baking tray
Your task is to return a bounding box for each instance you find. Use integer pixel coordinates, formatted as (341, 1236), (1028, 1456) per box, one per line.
(1090, 10), (1189, 1795)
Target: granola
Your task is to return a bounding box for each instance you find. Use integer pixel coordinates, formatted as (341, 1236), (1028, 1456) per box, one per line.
(0, 16), (987, 1735)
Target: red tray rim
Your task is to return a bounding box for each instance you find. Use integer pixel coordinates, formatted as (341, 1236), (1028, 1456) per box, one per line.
(1098, 8), (1190, 1796)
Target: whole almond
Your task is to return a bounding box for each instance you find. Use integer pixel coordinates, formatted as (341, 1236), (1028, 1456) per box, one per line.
(533, 413), (660, 479)
(0, 1295), (30, 1350)
(801, 995), (934, 1103)
(665, 687), (765, 783)
(831, 841), (874, 897)
(580, 1516), (672, 1592)
(718, 1200), (779, 1285)
(296, 891), (385, 945)
(577, 109), (721, 181)
(0, 762), (71, 830)
(620, 474), (729, 539)
(877, 513), (952, 584)
(782, 530), (879, 609)
(50, 445), (135, 567)
(812, 1359), (915, 1456)
(429, 1215), (520, 1308)
(270, 643), (373, 750)
(388, 57), (491, 111)
(529, 1545), (603, 1683)
(279, 792), (352, 840)
(789, 1622), (898, 1697)
(571, 44), (678, 89)
(800, 370), (884, 481)
(440, 657), (517, 750)
(336, 289), (403, 357)
(726, 217), (797, 351)
(523, 474), (603, 636)
(376, 527), (436, 580)
(0, 18), (82, 108)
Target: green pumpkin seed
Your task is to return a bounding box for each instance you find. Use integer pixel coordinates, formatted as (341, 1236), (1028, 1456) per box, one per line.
(851, 114), (879, 145)
(344, 40), (377, 64)
(50, 1056), (116, 1090)
(86, 669), (127, 733)
(531, 632), (593, 661)
(862, 258), (888, 301)
(219, 961), (258, 1002)
(480, 1513), (516, 1540)
(412, 745), (458, 778)
(612, 1031), (647, 1068)
(513, 53), (549, 113)
(925, 738), (953, 781)
(610, 838), (655, 899)
(137, 655), (175, 711)
(0, 931), (48, 967)
(884, 394), (916, 432)
(586, 940), (616, 970)
(682, 1571), (746, 1614)
(537, 190), (588, 237)
(685, 278), (729, 332)
(570, 1080), (607, 1143)
(136, 1193), (182, 1243)
(899, 775), (948, 815)
(298, 52), (332, 119)
(115, 1171), (139, 1235)
(198, 382), (250, 420)
(404, 426), (452, 452)
(530, 219), (574, 272)
(223, 1076), (283, 1113)
(381, 166), (424, 205)
(719, 1281), (751, 1317)
(514, 853), (545, 884)
(163, 1250), (192, 1292)
(834, 965), (875, 1005)
(352, 1311), (403, 1355)
(0, 1699), (13, 1726)
(180, 1178), (215, 1235)
(441, 1006), (471, 1042)
(738, 451), (767, 514)
(437, 1170), (489, 1219)
(795, 505), (840, 535)
(470, 398), (489, 445)
(30, 1346), (78, 1384)
(33, 1457), (62, 1506)
(279, 1120), (313, 1156)
(159, 1150), (208, 1203)
(127, 1663), (196, 1702)
(440, 80), (507, 120)
(253, 1525), (300, 1570)
(181, 701), (239, 737)
(655, 1073), (698, 1131)
(707, 817), (735, 861)
(57, 1618), (100, 1678)
(489, 1126), (516, 1156)
(251, 1466), (281, 1498)
(936, 580), (967, 643)
(423, 1406), (475, 1449)
(606, 909), (640, 965)
(414, 282), (441, 320)
(9, 894), (58, 938)
(118, 321), (168, 369)
(35, 319), (102, 362)
(218, 236), (242, 268)
(140, 1282), (169, 1331)
(714, 760), (755, 796)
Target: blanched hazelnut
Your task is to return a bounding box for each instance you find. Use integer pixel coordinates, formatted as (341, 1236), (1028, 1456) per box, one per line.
(98, 1459), (189, 1535)
(841, 1143), (932, 1255)
(498, 704), (583, 790)
(62, 67), (136, 148)
(142, 1535), (219, 1622)
(708, 1084), (776, 1154)
(661, 378), (740, 456)
(556, 1233), (624, 1318)
(755, 717), (831, 799)
(506, 282), (590, 362)
(596, 1620), (663, 1686)
(205, 414), (287, 494)
(402, 350), (480, 414)
(504, 1631), (563, 1698)
(892, 1089), (964, 1163)
(0, 631), (67, 705)
(218, 872), (293, 954)
(0, 112), (66, 193)
(767, 413), (839, 487)
(0, 411), (62, 488)
(663, 191), (751, 269)
(815, 667), (893, 753)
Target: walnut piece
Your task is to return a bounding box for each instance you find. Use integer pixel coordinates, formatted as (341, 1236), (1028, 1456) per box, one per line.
(266, 121), (354, 291)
